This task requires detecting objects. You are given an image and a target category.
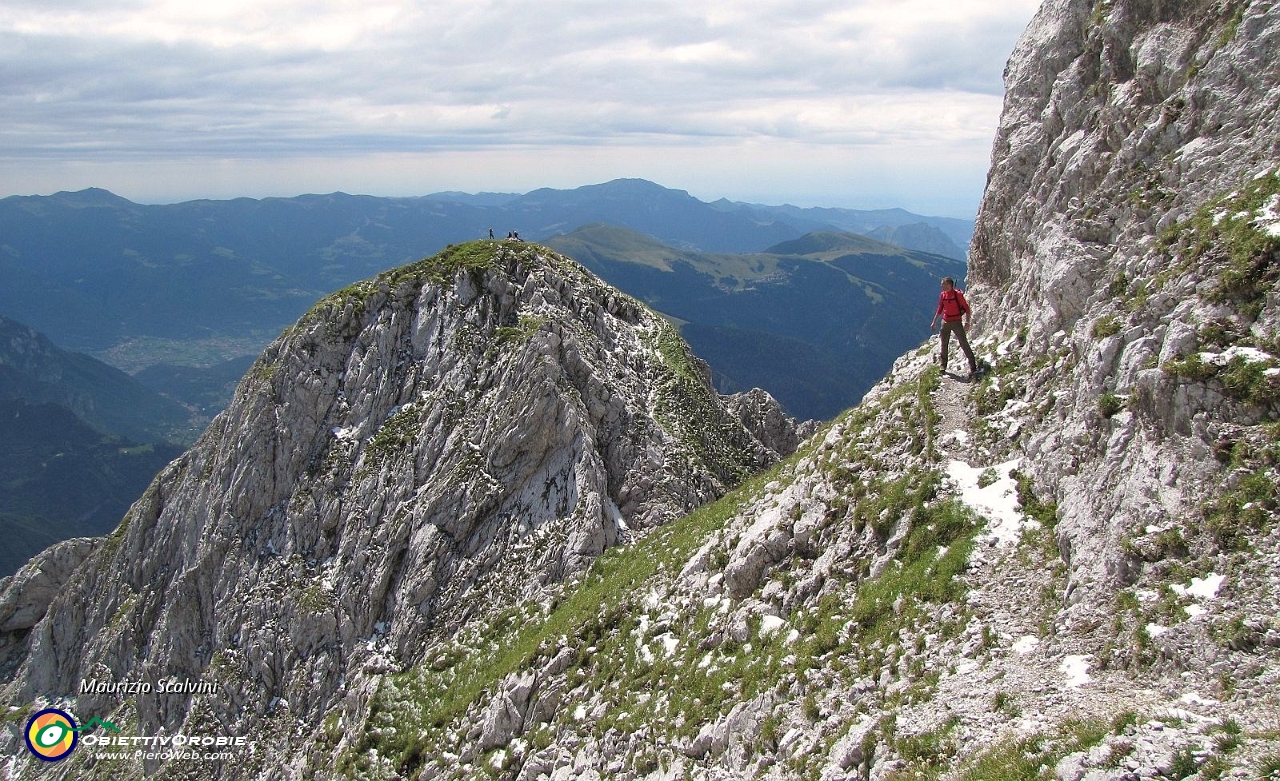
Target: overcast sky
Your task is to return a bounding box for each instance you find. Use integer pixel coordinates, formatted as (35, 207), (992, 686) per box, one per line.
(1, 0), (1042, 217)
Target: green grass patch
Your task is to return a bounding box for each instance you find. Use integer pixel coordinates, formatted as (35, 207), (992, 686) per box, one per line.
(1160, 171), (1280, 319)
(492, 314), (548, 349)
(361, 404), (424, 471)
(1098, 392), (1124, 418)
(1091, 315), (1122, 339)
(1164, 348), (1280, 406)
(647, 318), (764, 485)
(849, 497), (980, 648)
(1204, 468), (1279, 549)
(972, 357), (1025, 417)
(956, 718), (1113, 781)
(1162, 352), (1218, 382)
(1219, 355), (1280, 406)
(299, 240), (507, 332)
(893, 715), (962, 775)
(1214, 3), (1246, 49)
(1090, 0), (1112, 27)
(1013, 470), (1059, 529)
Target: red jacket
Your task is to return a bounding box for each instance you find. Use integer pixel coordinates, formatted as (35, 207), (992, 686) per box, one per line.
(936, 289), (969, 322)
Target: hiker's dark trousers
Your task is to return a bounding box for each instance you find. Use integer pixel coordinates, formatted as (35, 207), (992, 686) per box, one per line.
(940, 320), (977, 373)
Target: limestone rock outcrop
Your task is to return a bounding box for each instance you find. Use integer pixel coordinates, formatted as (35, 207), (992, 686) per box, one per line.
(721, 387), (814, 459)
(0, 241), (777, 779)
(969, 0), (1280, 609)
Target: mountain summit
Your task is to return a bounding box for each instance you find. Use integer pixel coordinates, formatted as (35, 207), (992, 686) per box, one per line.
(0, 240), (793, 777)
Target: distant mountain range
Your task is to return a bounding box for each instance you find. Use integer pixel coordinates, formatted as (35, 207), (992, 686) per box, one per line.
(0, 179), (969, 357)
(0, 399), (184, 578)
(711, 199), (974, 251)
(0, 178), (971, 422)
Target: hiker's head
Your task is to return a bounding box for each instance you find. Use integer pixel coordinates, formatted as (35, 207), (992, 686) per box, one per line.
(940, 277), (955, 290)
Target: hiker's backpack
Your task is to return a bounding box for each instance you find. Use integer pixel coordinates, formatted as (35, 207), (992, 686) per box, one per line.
(940, 289), (968, 319)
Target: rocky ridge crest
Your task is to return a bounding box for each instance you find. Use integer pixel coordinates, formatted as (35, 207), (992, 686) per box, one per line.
(0, 240), (789, 779)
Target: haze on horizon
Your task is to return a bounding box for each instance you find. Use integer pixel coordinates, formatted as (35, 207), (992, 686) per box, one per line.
(1, 0), (1042, 219)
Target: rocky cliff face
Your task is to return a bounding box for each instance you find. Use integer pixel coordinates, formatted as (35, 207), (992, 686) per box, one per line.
(0, 241), (787, 779)
(969, 0), (1280, 615)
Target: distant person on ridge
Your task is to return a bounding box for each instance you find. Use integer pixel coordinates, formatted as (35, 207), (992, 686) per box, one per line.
(930, 277), (979, 378)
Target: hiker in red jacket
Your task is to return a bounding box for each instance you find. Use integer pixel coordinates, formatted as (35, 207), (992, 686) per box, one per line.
(930, 277), (979, 378)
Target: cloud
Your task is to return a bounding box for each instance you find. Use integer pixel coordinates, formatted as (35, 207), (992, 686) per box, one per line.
(0, 0), (1040, 211)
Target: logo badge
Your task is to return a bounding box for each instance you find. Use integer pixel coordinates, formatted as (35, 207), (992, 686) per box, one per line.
(25, 708), (79, 761)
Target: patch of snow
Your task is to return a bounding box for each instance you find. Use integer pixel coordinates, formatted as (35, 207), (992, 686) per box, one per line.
(1199, 346), (1277, 367)
(946, 458), (1028, 546)
(659, 633), (680, 657)
(1003, 400), (1031, 417)
(1060, 655), (1092, 688)
(1012, 636), (1040, 655)
(1145, 623), (1169, 637)
(1184, 604), (1207, 619)
(606, 494), (628, 533)
(1171, 572), (1225, 600)
(1223, 345), (1276, 364)
(1254, 193), (1280, 237)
